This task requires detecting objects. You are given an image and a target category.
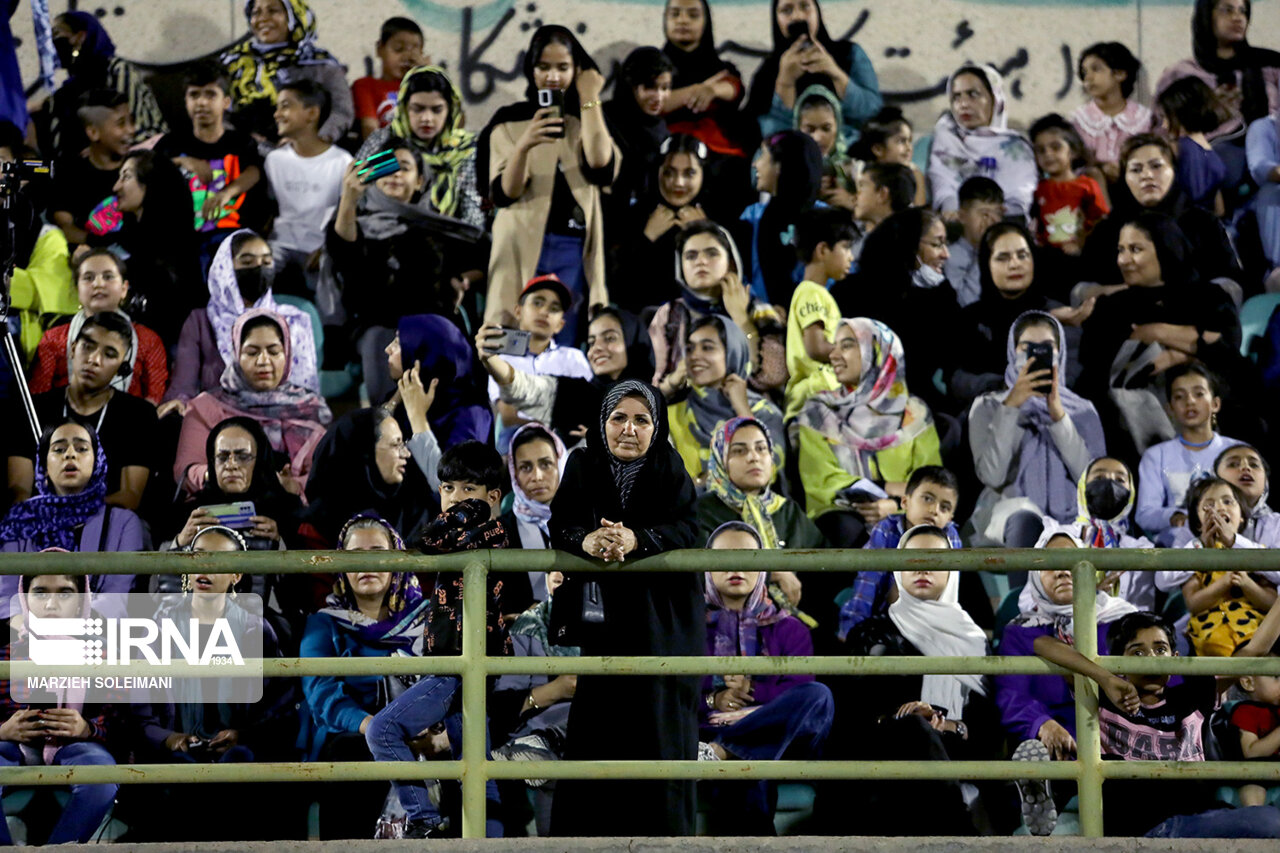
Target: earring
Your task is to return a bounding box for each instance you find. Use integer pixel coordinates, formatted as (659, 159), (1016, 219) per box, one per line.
(1212, 412), (1219, 432)
(230, 586), (238, 600)
(180, 574), (191, 596)
(71, 48), (79, 60)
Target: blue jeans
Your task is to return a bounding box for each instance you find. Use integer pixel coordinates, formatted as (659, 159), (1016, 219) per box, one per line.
(0, 740), (118, 844)
(705, 682), (834, 833)
(535, 232), (587, 345)
(1147, 805), (1280, 838)
(365, 676), (502, 836)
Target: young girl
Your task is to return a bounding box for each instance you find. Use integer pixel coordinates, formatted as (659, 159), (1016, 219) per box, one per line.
(480, 25), (619, 342)
(967, 311), (1106, 547)
(29, 248), (169, 404)
(1069, 42), (1154, 183)
(668, 317), (784, 485)
(1029, 114), (1109, 254)
(1157, 77), (1228, 214)
(739, 129), (823, 305)
(852, 106), (927, 206)
(928, 64), (1037, 220)
(650, 221), (760, 395)
(1136, 363), (1239, 546)
(1216, 443), (1280, 547)
(604, 47), (675, 210)
(794, 86), (855, 209)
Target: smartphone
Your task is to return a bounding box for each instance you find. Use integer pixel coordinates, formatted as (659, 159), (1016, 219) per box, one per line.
(356, 149), (401, 184)
(200, 501), (257, 530)
(483, 328), (532, 358)
(1025, 341), (1055, 391)
(537, 88), (565, 138)
(786, 20), (810, 44)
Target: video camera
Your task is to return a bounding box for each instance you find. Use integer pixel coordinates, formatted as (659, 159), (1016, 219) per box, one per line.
(0, 159), (53, 210)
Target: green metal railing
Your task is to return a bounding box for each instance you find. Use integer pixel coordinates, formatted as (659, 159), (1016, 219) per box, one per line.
(0, 548), (1278, 839)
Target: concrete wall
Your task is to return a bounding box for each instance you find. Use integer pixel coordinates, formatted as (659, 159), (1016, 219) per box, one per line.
(10, 0), (1280, 133)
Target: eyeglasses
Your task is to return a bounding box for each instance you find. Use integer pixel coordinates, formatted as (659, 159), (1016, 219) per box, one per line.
(215, 450), (255, 466)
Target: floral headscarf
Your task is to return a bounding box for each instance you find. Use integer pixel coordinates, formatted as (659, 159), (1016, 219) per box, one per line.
(213, 309), (332, 435)
(389, 66), (476, 218)
(707, 417), (786, 549)
(319, 514), (425, 649)
(794, 318), (933, 479)
(0, 425), (108, 552)
(705, 521), (783, 659)
(221, 0), (337, 108)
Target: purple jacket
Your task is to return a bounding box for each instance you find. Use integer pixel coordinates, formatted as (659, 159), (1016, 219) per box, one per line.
(162, 309), (224, 404)
(701, 614), (814, 723)
(994, 621), (1111, 742)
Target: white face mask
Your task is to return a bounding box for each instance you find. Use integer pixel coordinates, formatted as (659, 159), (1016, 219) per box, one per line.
(912, 263), (946, 289)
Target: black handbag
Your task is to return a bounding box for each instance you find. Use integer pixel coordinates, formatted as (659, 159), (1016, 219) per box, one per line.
(549, 575), (606, 648)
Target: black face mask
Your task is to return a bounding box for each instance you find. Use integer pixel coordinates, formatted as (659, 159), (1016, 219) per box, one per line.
(234, 266), (275, 304)
(1085, 478), (1131, 521)
(53, 37), (77, 69)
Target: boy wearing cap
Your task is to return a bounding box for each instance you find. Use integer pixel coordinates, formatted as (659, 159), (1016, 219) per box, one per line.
(486, 275), (593, 451)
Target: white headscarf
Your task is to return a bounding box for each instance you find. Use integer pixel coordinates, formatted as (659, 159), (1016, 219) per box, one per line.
(1015, 538), (1138, 640)
(887, 529), (989, 717)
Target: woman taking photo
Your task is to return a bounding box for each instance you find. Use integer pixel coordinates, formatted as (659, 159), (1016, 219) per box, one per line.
(549, 380), (701, 836)
(481, 25), (620, 342)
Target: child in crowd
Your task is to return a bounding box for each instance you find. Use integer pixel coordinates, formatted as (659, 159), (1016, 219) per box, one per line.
(739, 129), (823, 306)
(943, 177), (1004, 308)
(264, 79), (352, 296)
(784, 208), (855, 420)
(794, 86), (855, 211)
(1157, 77), (1228, 214)
(483, 276), (592, 452)
(1029, 114), (1109, 254)
(1069, 42), (1153, 184)
(851, 106), (928, 207)
(1035, 610), (1280, 837)
(49, 89), (135, 246)
(837, 466), (962, 641)
(1216, 443), (1280, 548)
(850, 161), (914, 257)
(351, 17), (425, 139)
(1229, 655), (1280, 807)
(1181, 477), (1273, 657)
(1137, 364), (1238, 547)
(157, 62), (267, 265)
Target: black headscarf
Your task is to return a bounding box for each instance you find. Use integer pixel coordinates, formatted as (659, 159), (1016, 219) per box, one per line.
(1190, 0), (1280, 124)
(194, 416), (302, 531)
(757, 129), (823, 305)
(745, 0), (854, 119)
(304, 408), (438, 545)
(549, 307), (656, 443)
(662, 0), (732, 86)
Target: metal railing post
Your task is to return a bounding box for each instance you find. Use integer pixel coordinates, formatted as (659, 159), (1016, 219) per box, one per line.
(1072, 559), (1104, 837)
(460, 555), (490, 839)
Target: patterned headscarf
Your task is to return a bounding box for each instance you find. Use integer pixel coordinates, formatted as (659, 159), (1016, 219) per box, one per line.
(221, 0), (337, 109)
(600, 380), (661, 509)
(1072, 457), (1137, 549)
(215, 309), (331, 428)
(705, 523), (783, 659)
(794, 318), (933, 479)
(0, 424), (108, 551)
(507, 423), (567, 541)
(319, 514), (425, 649)
(707, 417), (786, 549)
(390, 66), (476, 218)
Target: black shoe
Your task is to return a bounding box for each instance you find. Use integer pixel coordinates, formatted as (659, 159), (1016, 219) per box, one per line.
(402, 819), (447, 839)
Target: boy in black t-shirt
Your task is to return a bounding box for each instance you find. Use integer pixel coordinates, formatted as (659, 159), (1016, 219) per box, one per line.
(156, 62), (266, 271)
(1035, 610), (1280, 836)
(49, 90), (134, 246)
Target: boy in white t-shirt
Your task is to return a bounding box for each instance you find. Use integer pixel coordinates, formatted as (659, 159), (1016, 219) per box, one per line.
(264, 79), (352, 295)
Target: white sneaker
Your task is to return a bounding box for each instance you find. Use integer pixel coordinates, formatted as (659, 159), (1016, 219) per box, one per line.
(1012, 738), (1058, 836)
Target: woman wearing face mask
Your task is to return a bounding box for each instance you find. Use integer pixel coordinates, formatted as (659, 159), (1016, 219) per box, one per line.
(1081, 134), (1241, 286)
(481, 306), (656, 447)
(175, 310), (331, 496)
(220, 0), (353, 146)
(1078, 211), (1253, 458)
(747, 0), (881, 145)
(651, 221), (762, 396)
(89, 150), (200, 347)
(821, 527), (999, 836)
(479, 25), (619, 343)
(604, 47), (675, 210)
(304, 410), (437, 545)
(833, 208), (960, 413)
(162, 229), (319, 419)
(610, 134), (715, 313)
(669, 316), (784, 485)
(928, 64), (1037, 220)
(30, 248), (168, 405)
(41, 11), (167, 159)
(996, 552), (1137, 836)
(1215, 443), (1280, 547)
(967, 312), (1106, 548)
(549, 380), (700, 836)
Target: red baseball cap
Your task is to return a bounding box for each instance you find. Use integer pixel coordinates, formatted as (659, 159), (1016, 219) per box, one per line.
(519, 274), (574, 310)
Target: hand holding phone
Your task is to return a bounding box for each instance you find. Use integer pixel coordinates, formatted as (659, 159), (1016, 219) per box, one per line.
(356, 149), (402, 184)
(199, 501), (257, 530)
(537, 89), (566, 139)
(481, 328), (532, 358)
(1025, 342), (1055, 393)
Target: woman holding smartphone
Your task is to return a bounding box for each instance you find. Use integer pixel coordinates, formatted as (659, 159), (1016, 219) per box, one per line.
(478, 25), (620, 344)
(966, 311), (1105, 548)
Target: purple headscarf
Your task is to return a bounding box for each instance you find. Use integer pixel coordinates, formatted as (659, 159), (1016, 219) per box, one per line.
(319, 514), (426, 650)
(704, 522), (782, 658)
(0, 425), (108, 551)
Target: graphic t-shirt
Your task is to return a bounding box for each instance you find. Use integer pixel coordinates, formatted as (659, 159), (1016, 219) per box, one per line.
(1099, 675), (1216, 762)
(155, 129), (266, 232)
(49, 155), (120, 236)
(352, 77), (400, 129)
(784, 279), (842, 420)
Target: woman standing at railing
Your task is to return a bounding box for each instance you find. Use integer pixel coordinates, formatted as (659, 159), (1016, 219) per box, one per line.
(549, 380), (701, 836)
